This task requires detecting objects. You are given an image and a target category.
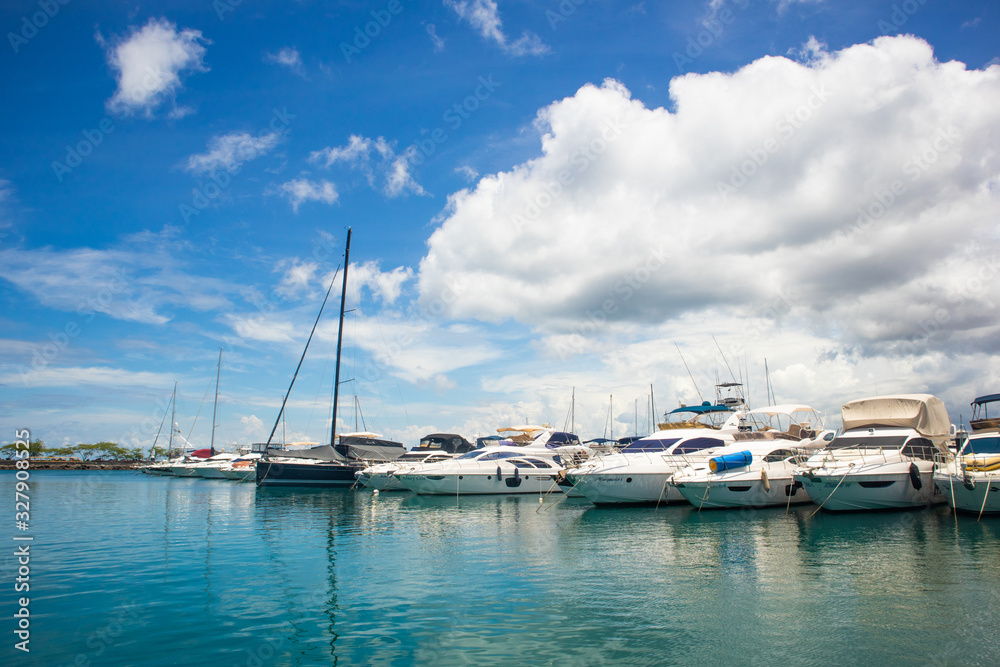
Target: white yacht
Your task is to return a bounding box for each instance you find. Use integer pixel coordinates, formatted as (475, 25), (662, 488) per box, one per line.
(672, 405), (835, 509)
(395, 430), (586, 495)
(564, 408), (743, 505)
(934, 394), (1000, 515)
(355, 433), (477, 491)
(794, 394), (953, 512)
(170, 452), (238, 478)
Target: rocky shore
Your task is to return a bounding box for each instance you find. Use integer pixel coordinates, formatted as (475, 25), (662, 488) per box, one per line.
(0, 459), (145, 470)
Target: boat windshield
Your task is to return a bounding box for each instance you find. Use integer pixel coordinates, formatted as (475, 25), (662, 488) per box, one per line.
(457, 450), (520, 461)
(962, 436), (1000, 455)
(672, 437), (726, 454)
(826, 435), (909, 450)
(622, 437), (680, 452)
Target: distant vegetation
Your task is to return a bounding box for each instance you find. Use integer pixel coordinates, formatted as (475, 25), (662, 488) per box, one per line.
(0, 440), (146, 460)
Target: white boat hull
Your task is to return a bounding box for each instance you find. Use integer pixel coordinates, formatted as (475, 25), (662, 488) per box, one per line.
(795, 464), (945, 511)
(397, 470), (561, 495)
(674, 473), (812, 509)
(934, 471), (1000, 514)
(567, 470), (683, 505)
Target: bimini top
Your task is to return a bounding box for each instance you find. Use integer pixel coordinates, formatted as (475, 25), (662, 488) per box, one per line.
(841, 394), (951, 439)
(973, 394), (1000, 405)
(667, 402), (733, 415)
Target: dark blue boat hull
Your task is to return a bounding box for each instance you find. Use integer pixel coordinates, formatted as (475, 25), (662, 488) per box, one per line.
(255, 460), (360, 487)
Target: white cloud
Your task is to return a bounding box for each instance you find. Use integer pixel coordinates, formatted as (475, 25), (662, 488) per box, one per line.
(418, 35), (1000, 366)
(0, 228), (237, 325)
(348, 261), (414, 305)
(100, 17), (209, 117)
(444, 0), (549, 56)
(278, 177), (339, 212)
(5, 366), (172, 389)
(426, 23), (445, 51)
(309, 135), (426, 197)
(264, 46), (305, 75)
(186, 131), (283, 174)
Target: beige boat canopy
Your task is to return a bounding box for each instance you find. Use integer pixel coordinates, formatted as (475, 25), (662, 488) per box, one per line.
(841, 394), (952, 440)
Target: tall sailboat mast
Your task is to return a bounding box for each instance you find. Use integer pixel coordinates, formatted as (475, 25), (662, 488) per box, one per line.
(210, 347), (222, 456)
(330, 228), (352, 449)
(169, 381), (177, 458)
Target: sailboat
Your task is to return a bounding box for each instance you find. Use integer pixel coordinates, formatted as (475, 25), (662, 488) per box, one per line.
(256, 229), (405, 488)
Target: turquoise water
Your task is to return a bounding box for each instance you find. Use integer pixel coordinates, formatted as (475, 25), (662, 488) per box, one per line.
(3, 471), (1000, 666)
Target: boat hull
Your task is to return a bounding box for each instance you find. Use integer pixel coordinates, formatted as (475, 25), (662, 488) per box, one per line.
(567, 470), (683, 505)
(794, 466), (945, 511)
(397, 471), (561, 495)
(934, 472), (1000, 514)
(674, 475), (811, 509)
(255, 460), (360, 488)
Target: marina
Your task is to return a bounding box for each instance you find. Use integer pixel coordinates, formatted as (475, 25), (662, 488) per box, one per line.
(4, 469), (1000, 665)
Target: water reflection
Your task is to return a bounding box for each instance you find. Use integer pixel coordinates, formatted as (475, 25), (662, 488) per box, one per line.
(7, 473), (1000, 666)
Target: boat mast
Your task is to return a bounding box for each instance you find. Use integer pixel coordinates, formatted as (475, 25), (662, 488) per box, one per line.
(169, 381), (177, 458)
(331, 228), (352, 449)
(210, 347), (222, 456)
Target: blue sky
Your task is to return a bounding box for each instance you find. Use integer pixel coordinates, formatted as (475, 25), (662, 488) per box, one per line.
(1, 0), (998, 450)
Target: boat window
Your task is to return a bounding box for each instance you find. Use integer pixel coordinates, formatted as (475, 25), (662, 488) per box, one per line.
(622, 437), (680, 452)
(826, 435), (909, 450)
(458, 450), (486, 459)
(962, 436), (1000, 455)
(900, 438), (937, 461)
(523, 458), (551, 468)
(763, 449), (796, 463)
(673, 437), (725, 454)
(512, 459), (537, 468)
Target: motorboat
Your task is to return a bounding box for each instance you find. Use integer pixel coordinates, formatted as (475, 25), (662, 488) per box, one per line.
(564, 417), (743, 505)
(395, 430), (586, 495)
(934, 394), (1000, 515)
(794, 394), (954, 512)
(355, 433), (477, 490)
(179, 452), (240, 478)
(672, 405), (835, 509)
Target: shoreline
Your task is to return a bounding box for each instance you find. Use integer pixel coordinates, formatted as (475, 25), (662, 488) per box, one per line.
(0, 460), (144, 470)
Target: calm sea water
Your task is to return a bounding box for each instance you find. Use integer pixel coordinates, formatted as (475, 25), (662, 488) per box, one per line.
(2, 470), (999, 666)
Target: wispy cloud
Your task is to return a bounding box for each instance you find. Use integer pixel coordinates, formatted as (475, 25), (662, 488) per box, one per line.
(186, 131), (284, 174)
(444, 0), (548, 56)
(264, 46), (305, 76)
(278, 177), (339, 212)
(425, 23), (445, 51)
(98, 17), (209, 118)
(309, 135), (426, 197)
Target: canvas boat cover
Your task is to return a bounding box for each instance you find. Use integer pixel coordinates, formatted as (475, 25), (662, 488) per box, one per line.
(841, 394), (952, 441)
